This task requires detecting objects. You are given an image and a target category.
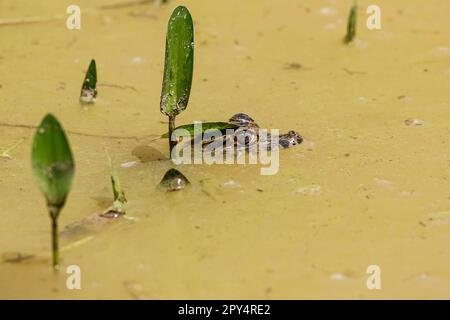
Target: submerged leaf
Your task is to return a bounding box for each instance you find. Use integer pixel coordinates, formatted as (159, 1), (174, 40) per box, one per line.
(160, 6), (194, 117)
(80, 59), (97, 104)
(31, 114), (74, 211)
(344, 2), (357, 43)
(158, 168), (190, 192)
(161, 122), (238, 138)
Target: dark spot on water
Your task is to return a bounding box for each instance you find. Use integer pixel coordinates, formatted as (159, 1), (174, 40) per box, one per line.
(284, 62), (302, 70)
(2, 252), (35, 263)
(91, 196), (113, 208)
(132, 145), (166, 162)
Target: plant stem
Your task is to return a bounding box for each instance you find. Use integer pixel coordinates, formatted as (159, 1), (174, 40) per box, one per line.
(168, 115), (176, 158)
(48, 206), (61, 270)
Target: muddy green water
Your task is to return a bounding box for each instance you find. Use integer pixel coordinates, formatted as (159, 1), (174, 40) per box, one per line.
(1, 0), (450, 299)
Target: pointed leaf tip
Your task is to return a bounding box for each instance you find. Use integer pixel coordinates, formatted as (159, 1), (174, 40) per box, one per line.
(344, 2), (357, 43)
(80, 59), (98, 104)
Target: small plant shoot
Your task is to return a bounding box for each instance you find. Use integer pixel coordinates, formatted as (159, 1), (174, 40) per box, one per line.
(344, 2), (357, 43)
(160, 6), (194, 157)
(31, 114), (75, 269)
(111, 171), (127, 215)
(106, 154), (127, 216)
(80, 59), (97, 104)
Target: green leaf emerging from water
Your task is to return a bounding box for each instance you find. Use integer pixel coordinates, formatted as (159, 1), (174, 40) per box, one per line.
(80, 59), (97, 104)
(161, 122), (238, 138)
(111, 169), (127, 214)
(32, 114), (74, 211)
(344, 2), (357, 43)
(160, 6), (194, 117)
(106, 153), (127, 214)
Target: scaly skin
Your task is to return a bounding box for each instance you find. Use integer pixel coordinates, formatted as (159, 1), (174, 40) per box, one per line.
(204, 113), (303, 151)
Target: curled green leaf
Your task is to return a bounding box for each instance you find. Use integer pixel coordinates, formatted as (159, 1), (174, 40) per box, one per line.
(161, 122), (239, 138)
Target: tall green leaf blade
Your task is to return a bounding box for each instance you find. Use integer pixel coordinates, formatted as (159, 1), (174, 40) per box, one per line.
(80, 59), (97, 103)
(31, 114), (75, 211)
(160, 6), (194, 117)
(344, 2), (357, 43)
(161, 122), (238, 138)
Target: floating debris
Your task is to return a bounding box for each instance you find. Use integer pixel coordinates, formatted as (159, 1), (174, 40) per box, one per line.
(374, 178), (394, 189)
(330, 272), (347, 281)
(319, 7), (337, 16)
(223, 180), (239, 187)
(158, 168), (190, 192)
(343, 68), (366, 75)
(404, 118), (424, 126)
(432, 46), (450, 57)
(79, 59), (97, 104)
(420, 211), (450, 227)
(397, 95), (413, 102)
(2, 252), (35, 263)
(295, 185), (321, 195)
(121, 161), (138, 168)
(131, 56), (145, 64)
(303, 140), (315, 151)
(0, 139), (24, 159)
(123, 280), (151, 300)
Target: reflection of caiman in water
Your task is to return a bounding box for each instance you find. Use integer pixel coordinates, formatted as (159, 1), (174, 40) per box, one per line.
(59, 207), (126, 238)
(2, 208), (128, 264)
